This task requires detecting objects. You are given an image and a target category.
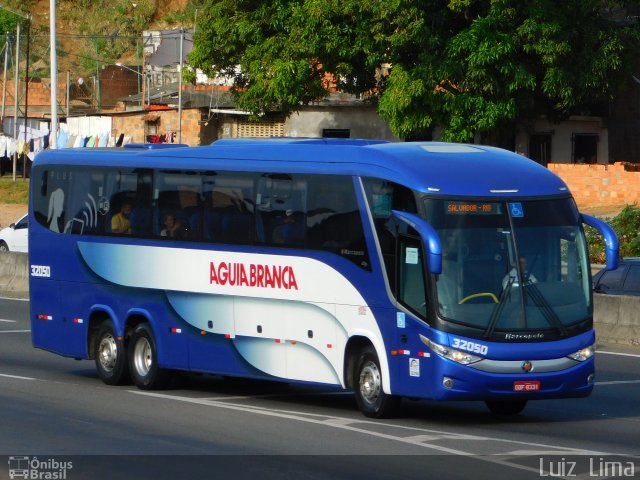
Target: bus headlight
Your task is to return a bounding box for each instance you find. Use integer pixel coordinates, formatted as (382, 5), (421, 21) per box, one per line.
(567, 344), (596, 362)
(420, 336), (481, 365)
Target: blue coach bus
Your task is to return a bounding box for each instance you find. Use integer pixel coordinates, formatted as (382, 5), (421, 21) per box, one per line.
(29, 139), (618, 417)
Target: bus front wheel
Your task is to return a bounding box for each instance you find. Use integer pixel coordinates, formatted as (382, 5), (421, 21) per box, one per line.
(129, 323), (172, 390)
(94, 321), (130, 385)
(485, 399), (528, 415)
(354, 346), (401, 418)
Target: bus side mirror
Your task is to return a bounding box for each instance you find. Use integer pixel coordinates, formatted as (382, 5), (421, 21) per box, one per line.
(392, 210), (442, 275)
(581, 213), (619, 271)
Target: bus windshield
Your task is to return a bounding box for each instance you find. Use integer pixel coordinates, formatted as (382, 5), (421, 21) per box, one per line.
(422, 198), (592, 336)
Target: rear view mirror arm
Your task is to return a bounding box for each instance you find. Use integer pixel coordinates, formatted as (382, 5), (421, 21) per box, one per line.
(581, 213), (619, 271)
(391, 210), (442, 275)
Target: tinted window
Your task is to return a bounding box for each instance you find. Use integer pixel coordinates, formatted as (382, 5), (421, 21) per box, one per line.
(32, 166), (369, 269)
(305, 176), (369, 268)
(33, 167), (75, 233)
(14, 216), (28, 229)
(203, 172), (256, 244)
(362, 177), (419, 290)
(155, 171), (203, 240)
(398, 235), (427, 318)
(257, 174), (306, 245)
(623, 266), (640, 292)
(596, 266), (628, 291)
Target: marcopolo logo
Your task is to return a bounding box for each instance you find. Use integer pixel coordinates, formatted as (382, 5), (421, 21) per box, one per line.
(8, 456), (73, 479)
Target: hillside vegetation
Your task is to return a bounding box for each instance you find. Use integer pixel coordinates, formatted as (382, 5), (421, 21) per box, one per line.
(2, 0), (202, 77)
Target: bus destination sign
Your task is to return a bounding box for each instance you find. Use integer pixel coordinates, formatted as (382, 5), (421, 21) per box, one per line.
(446, 202), (501, 215)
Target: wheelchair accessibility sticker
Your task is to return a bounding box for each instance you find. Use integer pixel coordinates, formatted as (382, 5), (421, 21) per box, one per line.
(509, 203), (524, 218)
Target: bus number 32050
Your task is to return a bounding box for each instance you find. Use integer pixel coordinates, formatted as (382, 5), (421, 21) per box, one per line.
(31, 265), (51, 278)
(451, 338), (489, 355)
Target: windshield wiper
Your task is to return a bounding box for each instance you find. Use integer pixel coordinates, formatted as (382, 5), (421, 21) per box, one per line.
(524, 283), (568, 337)
(483, 276), (514, 338)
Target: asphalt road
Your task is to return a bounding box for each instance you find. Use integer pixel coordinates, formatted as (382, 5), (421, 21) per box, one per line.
(1, 296), (639, 480)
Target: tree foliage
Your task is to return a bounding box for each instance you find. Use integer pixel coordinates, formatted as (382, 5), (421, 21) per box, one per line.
(586, 205), (640, 264)
(190, 0), (640, 141)
(0, 9), (21, 49)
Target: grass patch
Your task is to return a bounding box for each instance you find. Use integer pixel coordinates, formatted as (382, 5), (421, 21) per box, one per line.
(0, 177), (29, 204)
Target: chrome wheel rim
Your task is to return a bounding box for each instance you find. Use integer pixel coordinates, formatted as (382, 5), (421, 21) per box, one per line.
(98, 334), (117, 373)
(359, 361), (381, 407)
(133, 337), (152, 377)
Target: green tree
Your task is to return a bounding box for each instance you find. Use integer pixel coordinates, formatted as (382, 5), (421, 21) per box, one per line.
(0, 10), (21, 49)
(190, 0), (639, 142)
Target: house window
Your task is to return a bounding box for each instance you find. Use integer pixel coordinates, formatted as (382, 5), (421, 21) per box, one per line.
(143, 114), (160, 136)
(572, 134), (598, 164)
(322, 129), (350, 139)
(529, 133), (552, 166)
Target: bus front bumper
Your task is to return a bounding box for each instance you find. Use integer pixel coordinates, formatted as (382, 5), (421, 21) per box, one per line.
(428, 355), (595, 402)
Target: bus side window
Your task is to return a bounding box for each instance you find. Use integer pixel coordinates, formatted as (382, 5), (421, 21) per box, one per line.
(398, 235), (427, 318)
(362, 178), (420, 286)
(306, 176), (370, 269)
(256, 174), (305, 245)
(130, 172), (154, 237)
(204, 173), (256, 244)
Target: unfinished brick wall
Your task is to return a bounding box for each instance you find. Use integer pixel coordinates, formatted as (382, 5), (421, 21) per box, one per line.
(111, 109), (203, 145)
(4, 79), (64, 110)
(549, 163), (640, 209)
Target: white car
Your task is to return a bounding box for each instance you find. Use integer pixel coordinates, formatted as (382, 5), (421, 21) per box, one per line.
(0, 214), (28, 252)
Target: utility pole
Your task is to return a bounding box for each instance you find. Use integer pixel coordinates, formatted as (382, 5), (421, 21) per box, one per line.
(95, 40), (100, 111)
(50, 0), (58, 149)
(12, 21), (20, 181)
(1, 39), (9, 121)
(178, 28), (183, 144)
(66, 71), (70, 116)
(23, 14), (30, 178)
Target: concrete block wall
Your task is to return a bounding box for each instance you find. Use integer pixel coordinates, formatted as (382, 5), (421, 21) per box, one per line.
(549, 163), (640, 210)
(0, 252), (28, 295)
(593, 293), (640, 348)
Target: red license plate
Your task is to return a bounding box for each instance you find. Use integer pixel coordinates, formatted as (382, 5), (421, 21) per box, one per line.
(513, 380), (540, 392)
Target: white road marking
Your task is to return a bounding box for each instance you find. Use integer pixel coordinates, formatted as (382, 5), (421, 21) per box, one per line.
(130, 389), (613, 476)
(0, 329), (30, 333)
(0, 319), (17, 323)
(598, 351), (640, 358)
(0, 373), (36, 381)
(596, 380), (640, 386)
(0, 296), (28, 302)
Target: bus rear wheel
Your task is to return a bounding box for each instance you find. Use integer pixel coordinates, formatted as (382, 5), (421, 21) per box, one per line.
(94, 321), (130, 385)
(485, 399), (528, 415)
(129, 323), (172, 390)
(354, 346), (401, 418)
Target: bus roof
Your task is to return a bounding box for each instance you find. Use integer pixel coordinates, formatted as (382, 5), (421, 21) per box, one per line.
(33, 138), (569, 198)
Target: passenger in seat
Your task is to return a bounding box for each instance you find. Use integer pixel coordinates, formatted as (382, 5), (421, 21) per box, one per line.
(273, 209), (303, 244)
(160, 213), (189, 239)
(111, 201), (133, 234)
